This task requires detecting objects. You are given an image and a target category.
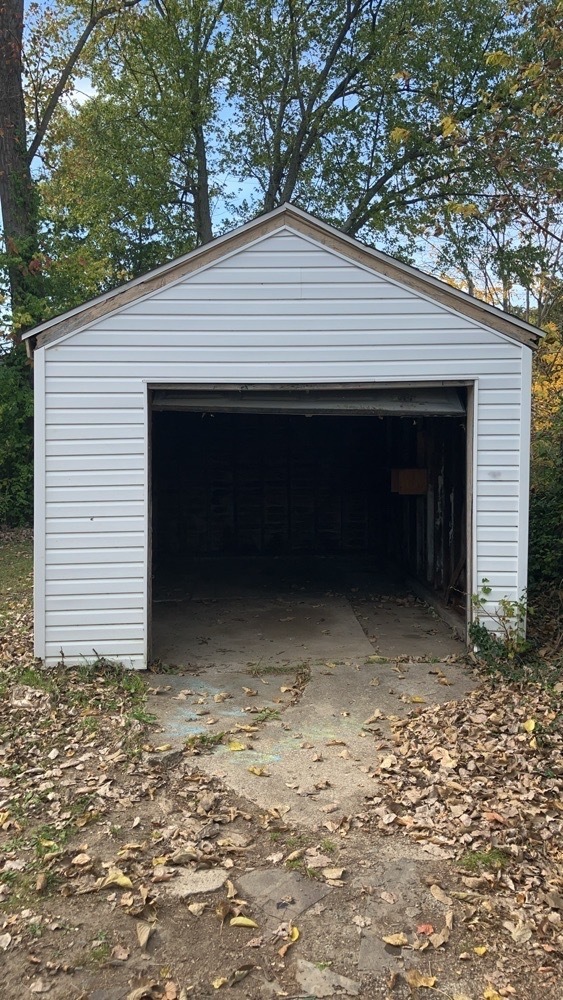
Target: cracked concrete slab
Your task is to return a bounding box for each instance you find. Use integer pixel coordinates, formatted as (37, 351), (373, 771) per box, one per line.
(292, 958), (361, 997)
(238, 869), (332, 922)
(150, 656), (475, 828)
(164, 867), (229, 898)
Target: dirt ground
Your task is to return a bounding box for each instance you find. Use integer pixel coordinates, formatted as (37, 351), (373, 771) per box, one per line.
(0, 533), (562, 1000)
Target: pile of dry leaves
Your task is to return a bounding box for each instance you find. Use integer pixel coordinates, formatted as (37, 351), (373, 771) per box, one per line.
(365, 682), (563, 958)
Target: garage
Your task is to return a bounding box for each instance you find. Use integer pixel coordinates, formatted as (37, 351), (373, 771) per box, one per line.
(150, 387), (468, 666)
(24, 203), (540, 669)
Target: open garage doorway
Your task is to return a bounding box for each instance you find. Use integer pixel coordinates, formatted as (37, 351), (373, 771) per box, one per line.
(149, 386), (469, 669)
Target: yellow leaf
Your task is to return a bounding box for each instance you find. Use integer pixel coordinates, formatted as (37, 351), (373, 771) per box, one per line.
(523, 718), (535, 733)
(485, 50), (513, 68)
(247, 766), (269, 776)
(230, 916), (258, 928)
(278, 923), (300, 956)
(390, 126), (410, 144)
(382, 932), (408, 947)
(474, 945), (488, 956)
(101, 867), (133, 889)
(483, 987), (503, 1000)
(0, 811), (10, 825)
(406, 970), (437, 988)
(228, 741), (246, 752)
(212, 978), (228, 989)
(529, 736), (538, 750)
(154, 744), (172, 751)
(152, 856), (169, 866)
(410, 695), (426, 704)
(441, 115), (457, 137)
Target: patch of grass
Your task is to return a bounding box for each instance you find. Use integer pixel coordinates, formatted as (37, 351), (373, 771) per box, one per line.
(90, 935), (111, 964)
(285, 834), (307, 849)
(269, 831), (281, 843)
(285, 858), (303, 871)
(17, 667), (54, 693)
(304, 866), (322, 879)
(459, 848), (510, 872)
(128, 707), (157, 725)
(185, 731), (225, 752)
(319, 838), (336, 854)
(249, 664), (296, 676)
(32, 823), (72, 858)
(0, 529), (32, 613)
(254, 707), (281, 723)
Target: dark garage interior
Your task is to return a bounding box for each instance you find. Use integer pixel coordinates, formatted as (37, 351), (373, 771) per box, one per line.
(150, 388), (467, 667)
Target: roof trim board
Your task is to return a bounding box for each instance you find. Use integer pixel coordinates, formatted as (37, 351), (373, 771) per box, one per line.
(24, 203), (543, 352)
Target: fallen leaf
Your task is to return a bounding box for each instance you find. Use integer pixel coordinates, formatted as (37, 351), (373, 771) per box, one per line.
(136, 921), (154, 951)
(286, 849), (304, 862)
(247, 766), (269, 776)
(188, 902), (206, 917)
(212, 978), (228, 990)
(72, 852), (91, 866)
(483, 987), (503, 1000)
(410, 695), (426, 704)
(405, 970), (437, 988)
(126, 984), (161, 1000)
(430, 884), (453, 906)
(228, 964), (255, 986)
(429, 910), (454, 948)
(228, 741), (246, 752)
(230, 916), (258, 928)
(380, 891), (397, 904)
(0, 933), (11, 950)
(474, 945), (488, 956)
(101, 867), (133, 889)
(266, 851), (284, 864)
(523, 719), (536, 733)
(29, 981), (51, 995)
(416, 924), (434, 936)
(111, 944), (130, 961)
(321, 867), (345, 880)
(502, 920), (532, 944)
(278, 924), (300, 957)
(382, 932), (408, 947)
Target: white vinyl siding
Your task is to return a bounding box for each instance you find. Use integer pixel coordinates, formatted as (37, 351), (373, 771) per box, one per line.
(36, 227), (530, 667)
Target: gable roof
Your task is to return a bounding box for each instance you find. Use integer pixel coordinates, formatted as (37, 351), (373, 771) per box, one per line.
(24, 203), (543, 352)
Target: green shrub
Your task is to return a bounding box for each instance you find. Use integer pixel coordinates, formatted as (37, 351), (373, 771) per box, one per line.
(0, 346), (33, 526)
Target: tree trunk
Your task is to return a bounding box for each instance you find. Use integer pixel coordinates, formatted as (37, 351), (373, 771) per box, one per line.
(0, 0), (41, 333)
(193, 122), (213, 244)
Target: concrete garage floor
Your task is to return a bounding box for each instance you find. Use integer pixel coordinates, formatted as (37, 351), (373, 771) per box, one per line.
(148, 657), (475, 826)
(149, 559), (470, 826)
(151, 557), (462, 668)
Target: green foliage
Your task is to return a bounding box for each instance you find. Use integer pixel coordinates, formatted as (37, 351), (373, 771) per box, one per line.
(469, 579), (561, 686)
(0, 347), (33, 526)
(469, 578), (531, 679)
(459, 848), (510, 872)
